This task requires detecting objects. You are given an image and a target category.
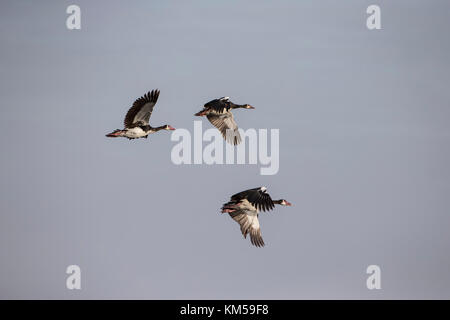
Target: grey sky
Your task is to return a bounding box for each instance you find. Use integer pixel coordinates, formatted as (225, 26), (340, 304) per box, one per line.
(0, 0), (449, 299)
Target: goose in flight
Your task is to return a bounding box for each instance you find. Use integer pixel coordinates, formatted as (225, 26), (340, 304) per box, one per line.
(106, 89), (175, 140)
(194, 97), (254, 145)
(221, 187), (292, 247)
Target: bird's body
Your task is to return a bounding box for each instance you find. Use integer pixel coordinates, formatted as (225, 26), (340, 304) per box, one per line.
(107, 125), (172, 139)
(221, 187), (291, 247)
(106, 89), (175, 140)
(195, 97), (254, 145)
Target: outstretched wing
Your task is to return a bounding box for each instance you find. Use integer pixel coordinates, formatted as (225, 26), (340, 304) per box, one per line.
(231, 187), (274, 212)
(124, 89), (160, 128)
(204, 97), (232, 113)
(229, 211), (264, 247)
(207, 113), (241, 145)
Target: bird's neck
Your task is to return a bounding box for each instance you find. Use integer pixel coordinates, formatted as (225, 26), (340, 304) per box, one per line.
(273, 199), (283, 205)
(231, 104), (247, 109)
(152, 125), (167, 132)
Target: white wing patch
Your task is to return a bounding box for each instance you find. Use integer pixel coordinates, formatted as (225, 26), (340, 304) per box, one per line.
(247, 215), (260, 230)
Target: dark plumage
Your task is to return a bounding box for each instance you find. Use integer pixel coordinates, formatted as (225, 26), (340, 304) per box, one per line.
(124, 89), (160, 128)
(230, 187), (275, 212)
(194, 97), (255, 145)
(106, 89), (175, 140)
(221, 187), (292, 248)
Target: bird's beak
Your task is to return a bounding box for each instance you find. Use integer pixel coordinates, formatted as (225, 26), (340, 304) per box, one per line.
(168, 126), (176, 130)
(285, 201), (292, 206)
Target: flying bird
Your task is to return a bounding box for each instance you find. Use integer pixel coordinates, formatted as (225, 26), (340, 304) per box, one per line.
(106, 89), (175, 140)
(194, 97), (254, 145)
(221, 187), (292, 247)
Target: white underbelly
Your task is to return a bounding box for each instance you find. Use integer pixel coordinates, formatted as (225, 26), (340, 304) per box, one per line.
(124, 127), (147, 138)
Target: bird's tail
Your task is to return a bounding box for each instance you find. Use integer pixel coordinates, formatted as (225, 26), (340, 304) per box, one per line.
(221, 201), (239, 213)
(194, 109), (208, 116)
(106, 129), (124, 138)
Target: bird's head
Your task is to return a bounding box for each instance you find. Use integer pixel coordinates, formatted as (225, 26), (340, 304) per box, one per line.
(244, 104), (255, 109)
(275, 199), (292, 206)
(165, 125), (176, 130)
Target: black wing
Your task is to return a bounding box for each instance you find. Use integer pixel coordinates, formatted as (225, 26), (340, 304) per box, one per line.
(204, 97), (232, 113)
(124, 89), (160, 128)
(231, 187), (274, 212)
